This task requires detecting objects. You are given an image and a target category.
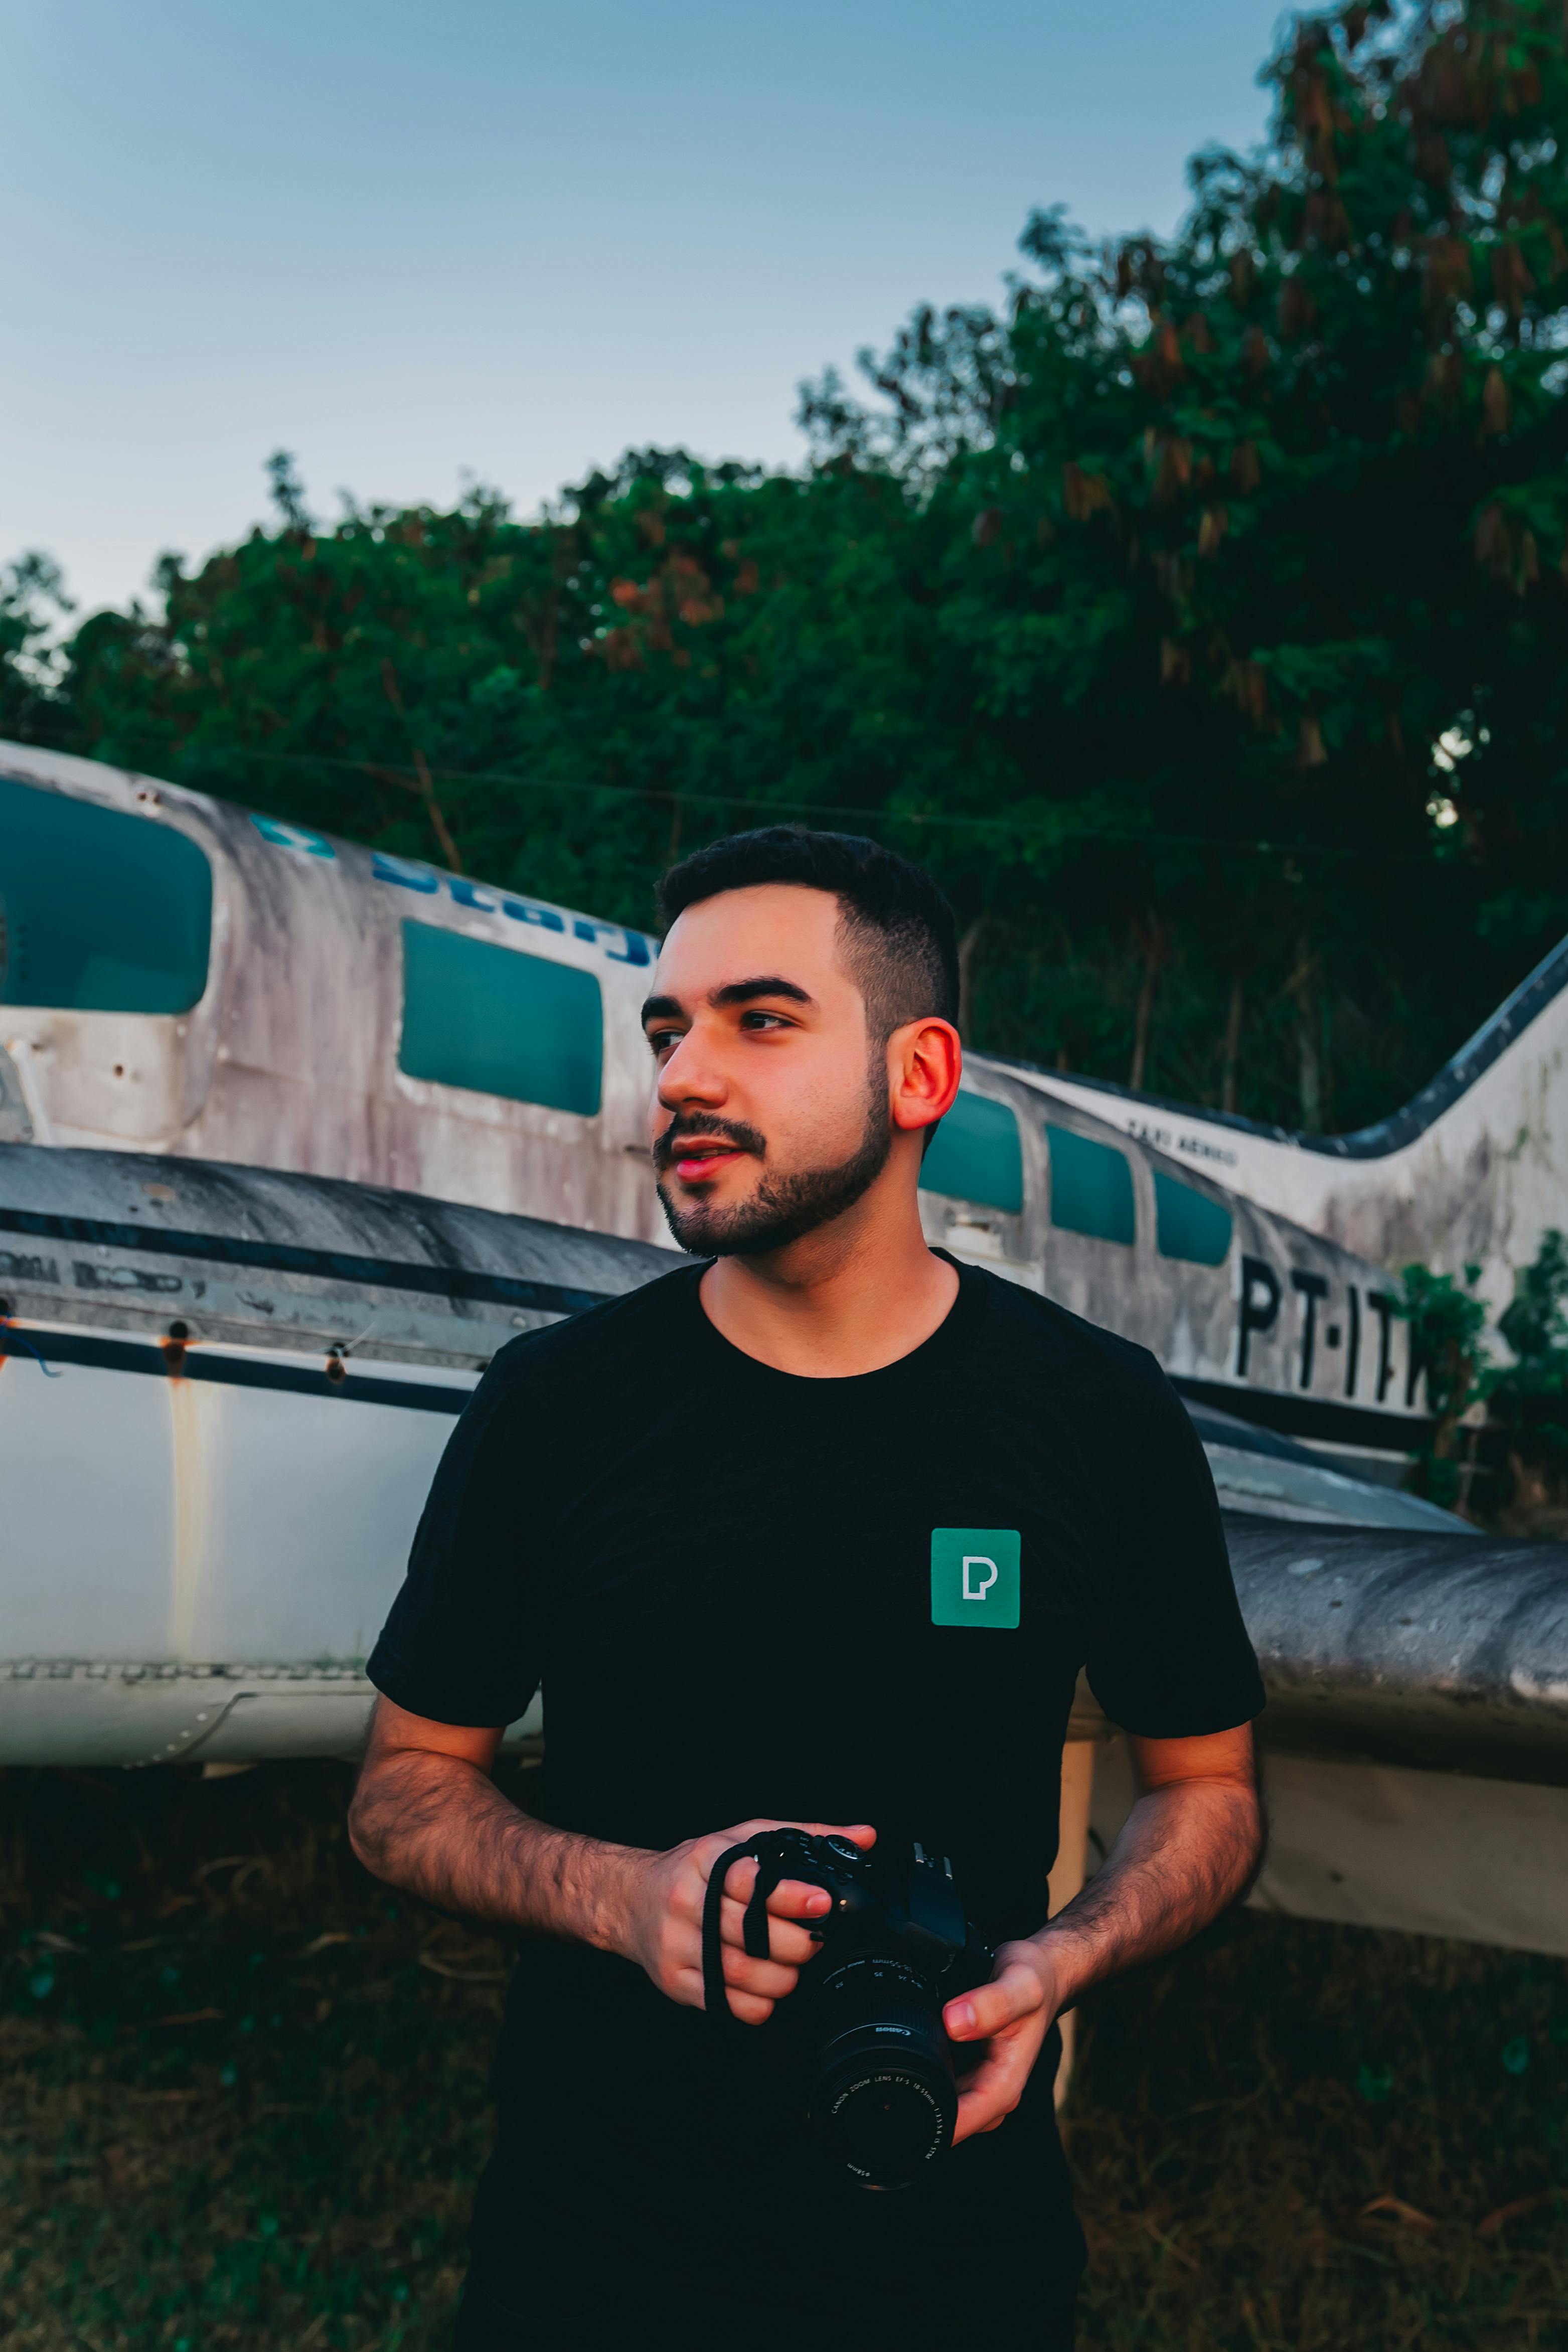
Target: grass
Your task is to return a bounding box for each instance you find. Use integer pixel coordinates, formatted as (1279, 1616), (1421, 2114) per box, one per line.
(2, 1763), (1565, 2350)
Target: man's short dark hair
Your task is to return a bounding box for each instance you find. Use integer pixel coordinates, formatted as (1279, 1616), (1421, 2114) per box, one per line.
(657, 827), (960, 1040)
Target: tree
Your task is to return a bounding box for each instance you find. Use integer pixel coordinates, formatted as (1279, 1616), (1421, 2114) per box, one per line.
(33, 0), (1568, 1134)
(1, 553), (73, 745)
(804, 0), (1568, 1123)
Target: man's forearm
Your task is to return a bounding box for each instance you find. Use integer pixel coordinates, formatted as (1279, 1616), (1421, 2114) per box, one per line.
(1029, 1774), (1263, 2012)
(348, 1746), (639, 1950)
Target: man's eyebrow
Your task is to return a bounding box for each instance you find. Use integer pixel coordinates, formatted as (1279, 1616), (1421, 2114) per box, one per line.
(709, 976), (815, 1009)
(640, 993), (683, 1027)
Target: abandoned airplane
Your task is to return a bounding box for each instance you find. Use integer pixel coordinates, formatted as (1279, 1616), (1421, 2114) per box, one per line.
(3, 740), (1565, 1959)
(0, 739), (1450, 1481)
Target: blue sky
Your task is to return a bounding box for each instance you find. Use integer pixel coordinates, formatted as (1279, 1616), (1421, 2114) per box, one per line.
(4, 0), (1291, 618)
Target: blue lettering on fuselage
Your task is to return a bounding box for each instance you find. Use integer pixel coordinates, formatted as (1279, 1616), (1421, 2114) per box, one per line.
(372, 851), (438, 893)
(252, 815), (336, 859)
(258, 828), (655, 965)
(443, 875), (566, 933)
(573, 916), (651, 967)
(505, 896), (565, 934)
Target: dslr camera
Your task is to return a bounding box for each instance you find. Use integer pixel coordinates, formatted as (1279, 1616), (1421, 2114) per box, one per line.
(702, 1826), (994, 2190)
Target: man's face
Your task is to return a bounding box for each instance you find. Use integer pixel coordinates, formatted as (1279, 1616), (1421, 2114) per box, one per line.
(642, 884), (892, 1257)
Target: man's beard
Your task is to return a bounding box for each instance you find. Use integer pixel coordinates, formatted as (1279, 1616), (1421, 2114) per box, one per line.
(654, 1070), (893, 1258)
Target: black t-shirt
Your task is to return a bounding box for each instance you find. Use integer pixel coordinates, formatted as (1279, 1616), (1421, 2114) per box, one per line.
(368, 1259), (1263, 2331)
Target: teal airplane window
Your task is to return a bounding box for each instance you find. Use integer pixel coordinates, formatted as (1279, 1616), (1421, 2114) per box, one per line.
(1153, 1170), (1233, 1266)
(1046, 1124), (1136, 1243)
(0, 777), (212, 1014)
(919, 1090), (1024, 1214)
(399, 921), (603, 1116)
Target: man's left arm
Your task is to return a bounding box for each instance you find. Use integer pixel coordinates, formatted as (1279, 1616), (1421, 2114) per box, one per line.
(942, 1723), (1263, 2142)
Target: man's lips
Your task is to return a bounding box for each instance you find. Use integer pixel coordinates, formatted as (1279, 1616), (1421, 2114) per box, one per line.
(671, 1142), (745, 1181)
(654, 1117), (765, 1181)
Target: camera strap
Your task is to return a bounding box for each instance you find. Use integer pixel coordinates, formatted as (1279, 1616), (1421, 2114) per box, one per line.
(700, 1835), (783, 2029)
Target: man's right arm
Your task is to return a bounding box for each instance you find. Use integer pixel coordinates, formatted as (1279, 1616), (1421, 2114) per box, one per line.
(348, 1696), (637, 1946)
(348, 1695), (870, 2025)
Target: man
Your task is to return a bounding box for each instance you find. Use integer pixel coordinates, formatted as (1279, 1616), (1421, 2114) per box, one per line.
(350, 827), (1266, 2349)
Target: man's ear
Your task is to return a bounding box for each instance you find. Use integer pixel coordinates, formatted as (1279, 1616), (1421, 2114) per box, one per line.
(890, 1017), (962, 1137)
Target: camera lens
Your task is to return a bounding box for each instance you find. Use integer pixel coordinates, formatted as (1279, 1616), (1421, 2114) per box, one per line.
(806, 1954), (957, 2189)
(832, 2065), (948, 2179)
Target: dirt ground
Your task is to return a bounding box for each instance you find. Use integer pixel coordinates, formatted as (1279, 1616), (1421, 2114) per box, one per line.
(2, 1761), (1565, 2350)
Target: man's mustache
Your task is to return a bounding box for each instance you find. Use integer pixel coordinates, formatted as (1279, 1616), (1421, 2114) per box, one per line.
(652, 1110), (767, 1172)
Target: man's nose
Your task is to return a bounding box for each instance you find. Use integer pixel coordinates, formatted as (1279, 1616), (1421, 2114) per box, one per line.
(654, 1026), (727, 1111)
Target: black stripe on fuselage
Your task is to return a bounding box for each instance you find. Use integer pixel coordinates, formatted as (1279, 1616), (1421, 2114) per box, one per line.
(0, 1325), (474, 1414)
(8, 1326), (1428, 1450)
(0, 1207), (614, 1317)
(1171, 1375), (1432, 1455)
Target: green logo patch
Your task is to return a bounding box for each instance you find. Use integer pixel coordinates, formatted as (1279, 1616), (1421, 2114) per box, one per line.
(930, 1527), (1021, 1630)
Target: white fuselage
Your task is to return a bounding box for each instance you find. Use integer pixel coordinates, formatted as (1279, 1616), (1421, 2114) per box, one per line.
(1005, 950), (1568, 1320)
(0, 740), (1428, 1459)
(4, 747), (1565, 1961)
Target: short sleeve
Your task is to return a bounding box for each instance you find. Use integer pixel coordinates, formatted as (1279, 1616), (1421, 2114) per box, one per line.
(1082, 1367), (1265, 1739)
(366, 1338), (552, 1729)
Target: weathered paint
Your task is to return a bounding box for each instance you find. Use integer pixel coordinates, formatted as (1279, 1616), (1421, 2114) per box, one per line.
(0, 1142), (1462, 1769)
(0, 741), (1430, 1454)
(1000, 935), (1568, 1317)
(0, 1145), (674, 1767)
(15, 1143), (1568, 1954)
(11, 752), (1552, 1943)
(0, 741), (665, 1243)
(167, 1372), (213, 1663)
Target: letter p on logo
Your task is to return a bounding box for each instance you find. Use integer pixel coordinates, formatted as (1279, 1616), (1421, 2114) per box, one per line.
(931, 1528), (1020, 1629)
(962, 1554), (998, 1601)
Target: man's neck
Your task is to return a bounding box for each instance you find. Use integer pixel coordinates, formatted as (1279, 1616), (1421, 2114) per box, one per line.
(696, 1191), (960, 1378)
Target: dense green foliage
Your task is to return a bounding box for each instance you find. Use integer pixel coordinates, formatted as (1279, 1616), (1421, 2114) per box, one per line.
(1485, 1225), (1568, 1505)
(0, 557), (71, 750)
(1398, 1257), (1489, 1503)
(11, 0), (1568, 1130)
(1401, 1231), (1568, 1517)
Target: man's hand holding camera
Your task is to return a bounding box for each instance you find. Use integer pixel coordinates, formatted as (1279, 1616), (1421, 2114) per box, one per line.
(944, 1942), (1061, 2142)
(628, 1822), (1073, 2148)
(616, 1817), (877, 2025)
(946, 1721), (1266, 2143)
(353, 1702), (1258, 2186)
